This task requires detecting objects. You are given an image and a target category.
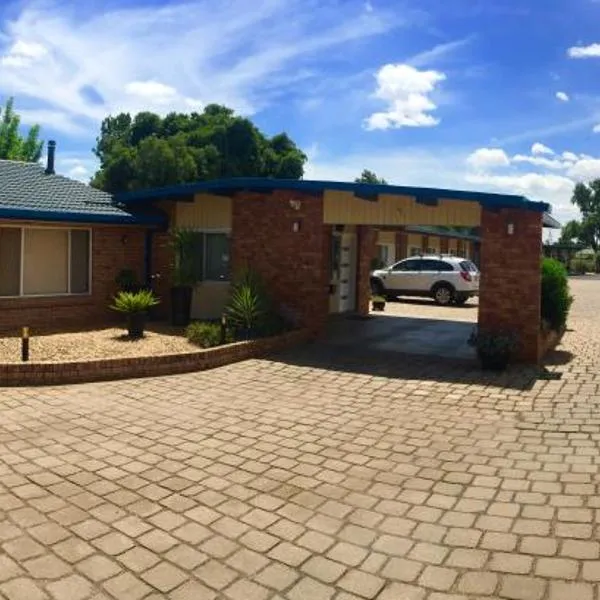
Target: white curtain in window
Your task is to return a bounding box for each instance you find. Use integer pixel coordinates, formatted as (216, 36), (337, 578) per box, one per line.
(23, 229), (69, 295)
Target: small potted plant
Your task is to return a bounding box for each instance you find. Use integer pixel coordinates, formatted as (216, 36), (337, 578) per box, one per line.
(170, 229), (197, 326)
(469, 328), (519, 371)
(371, 295), (386, 312)
(110, 290), (160, 339)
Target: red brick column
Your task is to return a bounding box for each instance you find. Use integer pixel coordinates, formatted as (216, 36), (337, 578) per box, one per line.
(357, 226), (377, 316)
(231, 191), (329, 334)
(478, 208), (543, 363)
(440, 237), (449, 254)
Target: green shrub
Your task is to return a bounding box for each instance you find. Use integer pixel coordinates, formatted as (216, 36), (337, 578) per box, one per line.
(225, 269), (269, 336)
(541, 258), (573, 331)
(186, 321), (232, 348)
(110, 290), (160, 314)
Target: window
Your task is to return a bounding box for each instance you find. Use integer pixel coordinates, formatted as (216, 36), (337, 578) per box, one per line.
(189, 232), (230, 282)
(426, 247), (439, 256)
(438, 261), (455, 272)
(377, 244), (389, 265)
(409, 246), (421, 257)
(393, 259), (421, 272)
(460, 260), (478, 273)
(0, 227), (90, 297)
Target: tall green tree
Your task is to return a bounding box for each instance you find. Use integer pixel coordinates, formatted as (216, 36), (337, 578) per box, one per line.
(565, 181), (600, 250)
(0, 97), (43, 162)
(355, 169), (387, 184)
(92, 104), (307, 193)
(558, 220), (586, 245)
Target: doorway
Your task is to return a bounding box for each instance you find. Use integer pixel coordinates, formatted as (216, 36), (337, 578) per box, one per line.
(329, 228), (358, 314)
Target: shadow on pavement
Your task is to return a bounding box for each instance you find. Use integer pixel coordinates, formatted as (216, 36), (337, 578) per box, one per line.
(273, 337), (540, 392)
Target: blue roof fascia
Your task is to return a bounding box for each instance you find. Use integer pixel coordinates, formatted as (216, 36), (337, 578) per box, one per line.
(116, 177), (551, 213)
(0, 207), (165, 226)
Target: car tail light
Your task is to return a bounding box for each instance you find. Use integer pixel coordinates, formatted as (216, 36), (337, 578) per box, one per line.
(460, 271), (472, 282)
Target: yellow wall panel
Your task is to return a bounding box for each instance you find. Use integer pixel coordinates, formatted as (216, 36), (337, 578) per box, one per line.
(176, 194), (232, 229)
(323, 190), (481, 226)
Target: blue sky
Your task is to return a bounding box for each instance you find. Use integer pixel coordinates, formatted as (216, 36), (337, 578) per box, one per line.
(1, 0), (600, 226)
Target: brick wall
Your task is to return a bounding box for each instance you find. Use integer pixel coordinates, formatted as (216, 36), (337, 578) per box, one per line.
(478, 208), (543, 362)
(0, 223), (147, 334)
(357, 226), (377, 316)
(231, 191), (329, 334)
(0, 329), (311, 386)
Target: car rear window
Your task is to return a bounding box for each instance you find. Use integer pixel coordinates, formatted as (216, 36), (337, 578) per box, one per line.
(460, 261), (478, 272)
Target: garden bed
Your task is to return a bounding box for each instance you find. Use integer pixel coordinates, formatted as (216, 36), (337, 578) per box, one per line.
(0, 327), (311, 386)
(0, 324), (196, 363)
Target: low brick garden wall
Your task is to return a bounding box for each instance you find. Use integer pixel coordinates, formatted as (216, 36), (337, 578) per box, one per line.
(0, 329), (311, 387)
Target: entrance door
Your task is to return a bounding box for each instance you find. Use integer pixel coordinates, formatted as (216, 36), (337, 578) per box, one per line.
(338, 232), (357, 312)
(329, 230), (357, 313)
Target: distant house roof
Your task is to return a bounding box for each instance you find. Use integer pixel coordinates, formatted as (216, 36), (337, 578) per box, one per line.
(117, 177), (551, 213)
(0, 160), (164, 225)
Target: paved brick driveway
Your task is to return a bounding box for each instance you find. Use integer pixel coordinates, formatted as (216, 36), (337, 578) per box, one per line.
(0, 278), (599, 600)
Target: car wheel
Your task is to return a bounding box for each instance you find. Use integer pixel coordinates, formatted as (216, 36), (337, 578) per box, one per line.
(432, 283), (454, 306)
(453, 294), (468, 306)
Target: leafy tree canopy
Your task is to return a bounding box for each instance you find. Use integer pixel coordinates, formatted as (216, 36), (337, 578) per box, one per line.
(354, 169), (387, 184)
(92, 104), (307, 193)
(0, 97), (43, 162)
(559, 181), (600, 250)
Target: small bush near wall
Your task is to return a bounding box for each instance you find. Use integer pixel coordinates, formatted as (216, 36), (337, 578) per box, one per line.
(541, 258), (573, 331)
(186, 321), (233, 348)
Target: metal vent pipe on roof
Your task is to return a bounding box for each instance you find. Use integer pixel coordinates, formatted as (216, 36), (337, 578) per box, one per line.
(45, 140), (56, 175)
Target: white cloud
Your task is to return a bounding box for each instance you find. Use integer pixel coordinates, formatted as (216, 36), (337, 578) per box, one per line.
(0, 0), (401, 135)
(593, 124), (600, 133)
(567, 158), (600, 180)
(567, 43), (600, 58)
(364, 64), (446, 130)
(1, 39), (48, 67)
(562, 151), (579, 162)
(556, 91), (569, 102)
(466, 148), (510, 170)
(407, 37), (473, 69)
(531, 142), (554, 155)
(512, 154), (565, 170)
(125, 80), (177, 100)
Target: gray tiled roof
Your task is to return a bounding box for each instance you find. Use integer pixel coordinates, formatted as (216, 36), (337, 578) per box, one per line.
(0, 160), (158, 224)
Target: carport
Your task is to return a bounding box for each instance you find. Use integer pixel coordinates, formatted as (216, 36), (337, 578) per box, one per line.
(120, 178), (552, 363)
(229, 180), (548, 363)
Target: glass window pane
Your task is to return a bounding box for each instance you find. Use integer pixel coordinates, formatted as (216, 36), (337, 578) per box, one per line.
(191, 232), (204, 282)
(23, 228), (68, 295)
(0, 227), (21, 296)
(70, 230), (90, 293)
(205, 233), (230, 281)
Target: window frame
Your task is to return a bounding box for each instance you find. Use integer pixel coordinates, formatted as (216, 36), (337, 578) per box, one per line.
(189, 228), (231, 284)
(0, 224), (92, 298)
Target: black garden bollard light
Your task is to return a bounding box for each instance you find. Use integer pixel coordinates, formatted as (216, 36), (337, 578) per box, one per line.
(21, 327), (29, 362)
(220, 314), (227, 345)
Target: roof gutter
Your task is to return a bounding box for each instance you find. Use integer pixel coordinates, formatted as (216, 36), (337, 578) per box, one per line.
(116, 178), (550, 213)
(0, 207), (167, 226)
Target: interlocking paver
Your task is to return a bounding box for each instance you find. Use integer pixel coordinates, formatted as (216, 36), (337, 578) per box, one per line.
(3, 280), (600, 599)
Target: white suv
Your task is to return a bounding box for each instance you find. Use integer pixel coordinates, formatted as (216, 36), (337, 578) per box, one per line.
(370, 255), (480, 306)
